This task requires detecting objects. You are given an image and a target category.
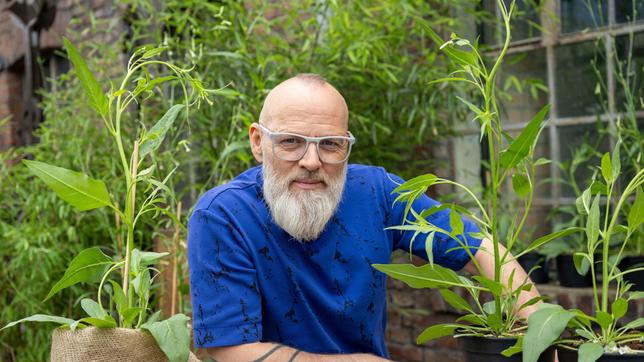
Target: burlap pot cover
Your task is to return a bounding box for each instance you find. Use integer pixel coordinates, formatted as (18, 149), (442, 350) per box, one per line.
(51, 327), (201, 362)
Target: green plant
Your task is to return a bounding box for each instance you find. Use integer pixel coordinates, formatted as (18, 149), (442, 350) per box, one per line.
(1, 39), (210, 362)
(372, 0), (581, 351)
(524, 146), (644, 362)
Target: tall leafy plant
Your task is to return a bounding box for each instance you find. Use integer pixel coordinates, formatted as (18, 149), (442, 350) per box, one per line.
(372, 0), (580, 350)
(523, 146), (644, 362)
(1, 39), (210, 362)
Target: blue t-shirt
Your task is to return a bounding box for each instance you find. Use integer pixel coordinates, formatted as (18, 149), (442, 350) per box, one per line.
(187, 164), (481, 357)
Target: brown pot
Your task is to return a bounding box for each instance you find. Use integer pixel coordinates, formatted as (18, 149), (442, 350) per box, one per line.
(50, 327), (201, 362)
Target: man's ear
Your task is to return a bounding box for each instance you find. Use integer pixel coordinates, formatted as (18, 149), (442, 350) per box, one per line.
(249, 123), (263, 163)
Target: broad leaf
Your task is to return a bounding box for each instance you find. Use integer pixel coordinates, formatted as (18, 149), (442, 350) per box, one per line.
(23, 160), (112, 211)
(601, 152), (612, 183)
(372, 263), (469, 289)
(132, 269), (151, 298)
(139, 104), (185, 158)
(499, 104), (549, 170)
(439, 289), (472, 312)
(45, 247), (113, 301)
(81, 298), (105, 318)
(142, 314), (191, 362)
(512, 172), (529, 198)
(627, 187), (643, 231)
(611, 298), (628, 320)
(110, 280), (127, 317)
(573, 252), (591, 276)
(78, 316), (117, 328)
(1, 314), (74, 330)
(472, 275), (503, 296)
(416, 323), (459, 344)
(578, 342), (604, 362)
(523, 304), (576, 362)
(596, 311), (612, 330)
(63, 38), (108, 117)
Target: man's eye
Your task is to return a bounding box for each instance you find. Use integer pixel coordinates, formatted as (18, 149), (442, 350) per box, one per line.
(320, 139), (344, 149)
(278, 137), (303, 147)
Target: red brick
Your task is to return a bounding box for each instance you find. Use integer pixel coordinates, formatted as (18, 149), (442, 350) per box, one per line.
(388, 325), (412, 344)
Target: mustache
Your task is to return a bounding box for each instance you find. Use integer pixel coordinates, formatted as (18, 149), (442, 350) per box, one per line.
(289, 170), (326, 182)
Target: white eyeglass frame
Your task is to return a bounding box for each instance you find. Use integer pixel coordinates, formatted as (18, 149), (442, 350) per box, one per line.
(257, 123), (356, 164)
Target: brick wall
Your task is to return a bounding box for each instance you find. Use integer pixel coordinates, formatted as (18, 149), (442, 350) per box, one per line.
(385, 255), (644, 362)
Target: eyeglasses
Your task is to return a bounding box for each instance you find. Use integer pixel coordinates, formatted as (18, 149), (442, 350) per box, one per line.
(258, 124), (355, 164)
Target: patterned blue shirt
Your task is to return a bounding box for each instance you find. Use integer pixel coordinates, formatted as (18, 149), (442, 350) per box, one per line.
(187, 164), (481, 357)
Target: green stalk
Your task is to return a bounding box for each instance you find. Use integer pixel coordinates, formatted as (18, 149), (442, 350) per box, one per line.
(601, 182), (614, 313)
(123, 141), (139, 309)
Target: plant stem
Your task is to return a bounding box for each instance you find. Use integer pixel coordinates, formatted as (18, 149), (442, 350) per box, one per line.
(123, 141), (139, 309)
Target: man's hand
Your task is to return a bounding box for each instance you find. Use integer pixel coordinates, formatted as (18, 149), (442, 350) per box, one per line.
(464, 238), (542, 320)
(206, 342), (391, 362)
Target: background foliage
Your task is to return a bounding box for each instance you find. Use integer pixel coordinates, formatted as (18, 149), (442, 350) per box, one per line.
(1, 0), (483, 360)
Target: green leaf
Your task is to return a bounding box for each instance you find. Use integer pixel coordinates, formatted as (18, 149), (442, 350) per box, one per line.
(80, 298), (105, 318)
(511, 172), (530, 198)
(371, 263), (470, 290)
(499, 104), (549, 170)
(141, 314), (191, 362)
(501, 336), (522, 357)
(78, 316), (117, 328)
(596, 311), (612, 330)
(456, 314), (486, 326)
(601, 152), (612, 183)
(132, 269), (151, 297)
(439, 289), (472, 312)
(472, 275), (503, 296)
(628, 291), (644, 301)
(449, 207), (464, 236)
(534, 158), (551, 166)
(424, 231), (435, 265)
(23, 160), (112, 211)
(416, 323), (459, 344)
(139, 104), (185, 158)
(611, 143), (620, 181)
(122, 307), (143, 327)
(573, 252), (591, 276)
(45, 247), (112, 301)
(110, 281), (127, 317)
(622, 317), (644, 330)
(487, 312), (503, 330)
(518, 227), (583, 256)
(455, 95), (484, 116)
(611, 298), (628, 320)
(586, 195), (600, 247)
(523, 304), (576, 362)
(1, 314), (75, 331)
(627, 187), (644, 231)
(578, 342), (604, 362)
(63, 38), (108, 117)
(131, 249), (168, 272)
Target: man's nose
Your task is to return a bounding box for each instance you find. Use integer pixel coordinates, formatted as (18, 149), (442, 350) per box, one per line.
(298, 142), (322, 171)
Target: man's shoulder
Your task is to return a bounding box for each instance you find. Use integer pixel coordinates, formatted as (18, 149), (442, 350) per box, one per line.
(347, 163), (388, 179)
(347, 163), (399, 188)
(193, 166), (261, 212)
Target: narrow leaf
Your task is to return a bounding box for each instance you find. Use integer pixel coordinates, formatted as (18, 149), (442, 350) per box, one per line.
(63, 38), (108, 117)
(45, 247), (113, 301)
(512, 173), (530, 198)
(1, 314), (75, 331)
(78, 316), (117, 328)
(139, 104), (186, 158)
(449, 207), (464, 236)
(499, 104), (549, 170)
(627, 187), (644, 231)
(601, 152), (612, 183)
(439, 289), (472, 312)
(586, 195), (600, 247)
(416, 323), (459, 344)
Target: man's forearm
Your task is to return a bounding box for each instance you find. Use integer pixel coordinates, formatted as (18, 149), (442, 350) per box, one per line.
(206, 342), (390, 362)
(465, 238), (542, 319)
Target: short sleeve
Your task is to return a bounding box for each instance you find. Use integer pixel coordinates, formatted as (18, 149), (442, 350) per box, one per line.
(187, 207), (262, 348)
(384, 172), (482, 270)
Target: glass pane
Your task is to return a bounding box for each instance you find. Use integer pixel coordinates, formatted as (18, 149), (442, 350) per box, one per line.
(615, 0), (644, 23)
(614, 32), (644, 113)
(481, 0), (499, 46)
(506, 128), (551, 198)
(560, 0), (607, 34)
(555, 41), (606, 117)
(499, 49), (548, 124)
(557, 123), (611, 198)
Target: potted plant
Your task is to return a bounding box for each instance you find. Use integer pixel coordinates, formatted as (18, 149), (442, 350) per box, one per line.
(372, 1), (580, 360)
(1, 39), (210, 362)
(523, 144), (644, 362)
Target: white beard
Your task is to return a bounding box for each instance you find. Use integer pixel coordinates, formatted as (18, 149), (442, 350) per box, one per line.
(262, 161), (347, 242)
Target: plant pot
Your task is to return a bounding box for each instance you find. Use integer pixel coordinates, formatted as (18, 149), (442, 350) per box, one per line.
(619, 256), (644, 291)
(557, 345), (644, 361)
(518, 253), (550, 284)
(460, 335), (555, 362)
(51, 327), (200, 362)
(556, 255), (592, 288)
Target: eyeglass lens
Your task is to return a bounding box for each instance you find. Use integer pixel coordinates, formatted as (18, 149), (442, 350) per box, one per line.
(272, 134), (350, 163)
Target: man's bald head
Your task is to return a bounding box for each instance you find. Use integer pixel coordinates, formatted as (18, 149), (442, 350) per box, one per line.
(259, 74), (349, 130)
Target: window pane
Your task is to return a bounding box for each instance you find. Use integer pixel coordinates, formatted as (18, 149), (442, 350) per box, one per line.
(499, 49), (548, 124)
(614, 32), (644, 113)
(481, 0), (499, 45)
(557, 123), (611, 198)
(452, 134), (482, 194)
(506, 128), (551, 198)
(615, 0), (644, 23)
(560, 0), (607, 34)
(555, 41), (606, 117)
(481, 0), (541, 45)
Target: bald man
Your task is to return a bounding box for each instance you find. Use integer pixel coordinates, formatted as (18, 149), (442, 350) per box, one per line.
(187, 74), (539, 361)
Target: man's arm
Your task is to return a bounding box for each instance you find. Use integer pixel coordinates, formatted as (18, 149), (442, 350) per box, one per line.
(205, 342), (390, 362)
(464, 238), (541, 319)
